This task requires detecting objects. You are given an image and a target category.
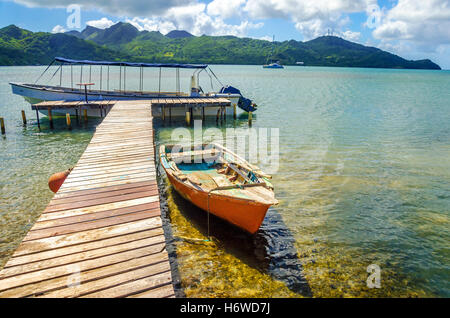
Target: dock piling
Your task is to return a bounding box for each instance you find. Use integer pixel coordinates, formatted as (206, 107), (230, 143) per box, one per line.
(31, 97), (233, 127)
(21, 110), (27, 126)
(83, 109), (88, 122)
(35, 109), (41, 131)
(66, 113), (72, 130)
(248, 111), (252, 126)
(77, 106), (82, 125)
(0, 117), (5, 135)
(185, 106), (191, 126)
(233, 103), (237, 120)
(216, 108), (221, 124)
(47, 108), (54, 129)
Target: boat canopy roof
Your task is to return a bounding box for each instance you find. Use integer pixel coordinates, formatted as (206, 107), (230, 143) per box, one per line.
(54, 57), (208, 69)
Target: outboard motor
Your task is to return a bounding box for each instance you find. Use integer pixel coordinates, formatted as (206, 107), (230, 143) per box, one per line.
(219, 85), (257, 112)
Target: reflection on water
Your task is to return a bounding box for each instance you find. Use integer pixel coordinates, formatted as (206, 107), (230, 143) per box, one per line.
(153, 66), (449, 298)
(0, 116), (100, 268)
(157, 171), (311, 298)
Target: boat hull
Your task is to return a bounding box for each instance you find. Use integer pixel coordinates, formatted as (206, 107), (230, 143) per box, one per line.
(166, 172), (270, 234)
(10, 82), (244, 118)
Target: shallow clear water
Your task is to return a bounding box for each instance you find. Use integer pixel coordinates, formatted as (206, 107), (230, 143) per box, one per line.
(0, 65), (449, 297)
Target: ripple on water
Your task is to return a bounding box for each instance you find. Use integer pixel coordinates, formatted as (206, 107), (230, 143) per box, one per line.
(1, 66), (449, 297)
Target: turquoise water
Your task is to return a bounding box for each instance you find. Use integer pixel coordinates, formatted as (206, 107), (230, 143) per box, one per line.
(1, 65), (449, 297)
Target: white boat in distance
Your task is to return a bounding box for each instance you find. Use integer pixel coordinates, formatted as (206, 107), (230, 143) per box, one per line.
(10, 57), (258, 118)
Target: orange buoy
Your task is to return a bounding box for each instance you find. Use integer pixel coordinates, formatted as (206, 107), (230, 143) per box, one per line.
(48, 168), (72, 193)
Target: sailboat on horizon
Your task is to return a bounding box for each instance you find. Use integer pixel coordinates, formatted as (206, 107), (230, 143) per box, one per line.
(263, 35), (284, 69)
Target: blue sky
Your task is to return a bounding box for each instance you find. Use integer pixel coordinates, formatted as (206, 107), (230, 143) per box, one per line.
(1, 0), (449, 68)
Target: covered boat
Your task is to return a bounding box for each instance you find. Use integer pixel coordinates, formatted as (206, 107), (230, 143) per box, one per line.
(160, 143), (278, 234)
(10, 57), (257, 118)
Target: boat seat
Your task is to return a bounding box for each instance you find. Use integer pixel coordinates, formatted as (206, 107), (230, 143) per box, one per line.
(188, 171), (233, 190)
(170, 149), (220, 163)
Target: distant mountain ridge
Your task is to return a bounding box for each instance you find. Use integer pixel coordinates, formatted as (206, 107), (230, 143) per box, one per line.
(0, 24), (125, 65)
(165, 30), (194, 38)
(0, 23), (441, 70)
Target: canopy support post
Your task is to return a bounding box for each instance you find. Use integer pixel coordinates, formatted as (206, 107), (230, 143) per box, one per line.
(59, 63), (63, 87)
(89, 65), (92, 90)
(80, 65), (83, 88)
(100, 65), (103, 91)
(119, 65), (122, 92)
(34, 59), (55, 85)
(139, 67), (142, 92)
(158, 67), (162, 97)
(142, 67), (144, 92)
(124, 66), (126, 92)
(107, 66), (110, 91)
(176, 68), (180, 96)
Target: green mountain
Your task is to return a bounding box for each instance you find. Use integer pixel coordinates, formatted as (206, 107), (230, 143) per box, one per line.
(0, 24), (128, 65)
(0, 23), (441, 70)
(166, 30), (194, 39)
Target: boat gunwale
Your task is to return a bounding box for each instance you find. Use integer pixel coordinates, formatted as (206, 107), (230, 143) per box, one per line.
(159, 144), (277, 206)
(10, 82), (242, 100)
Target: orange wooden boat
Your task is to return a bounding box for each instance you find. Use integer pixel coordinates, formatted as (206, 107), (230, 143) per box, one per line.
(159, 143), (278, 234)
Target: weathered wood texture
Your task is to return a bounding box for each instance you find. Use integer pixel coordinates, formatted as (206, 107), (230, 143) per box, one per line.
(32, 97), (231, 110)
(0, 100), (174, 298)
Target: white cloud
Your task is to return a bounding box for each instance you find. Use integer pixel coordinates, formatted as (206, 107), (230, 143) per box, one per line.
(86, 17), (115, 29)
(244, 0), (377, 39)
(51, 24), (66, 33)
(372, 0), (450, 68)
(207, 0), (246, 19)
(293, 14), (353, 40)
(13, 0), (194, 16)
(125, 17), (176, 34)
(16, 0), (262, 38)
(125, 2), (263, 37)
(17, 0), (374, 40)
(373, 0), (450, 44)
(244, 0), (377, 20)
(341, 30), (361, 42)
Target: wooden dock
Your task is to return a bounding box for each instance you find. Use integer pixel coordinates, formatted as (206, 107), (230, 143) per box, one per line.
(0, 100), (175, 298)
(31, 97), (233, 123)
(31, 97), (231, 111)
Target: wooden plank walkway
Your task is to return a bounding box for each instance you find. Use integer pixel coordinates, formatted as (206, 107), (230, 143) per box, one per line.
(149, 97), (231, 107)
(32, 97), (230, 110)
(31, 100), (115, 112)
(0, 100), (175, 298)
